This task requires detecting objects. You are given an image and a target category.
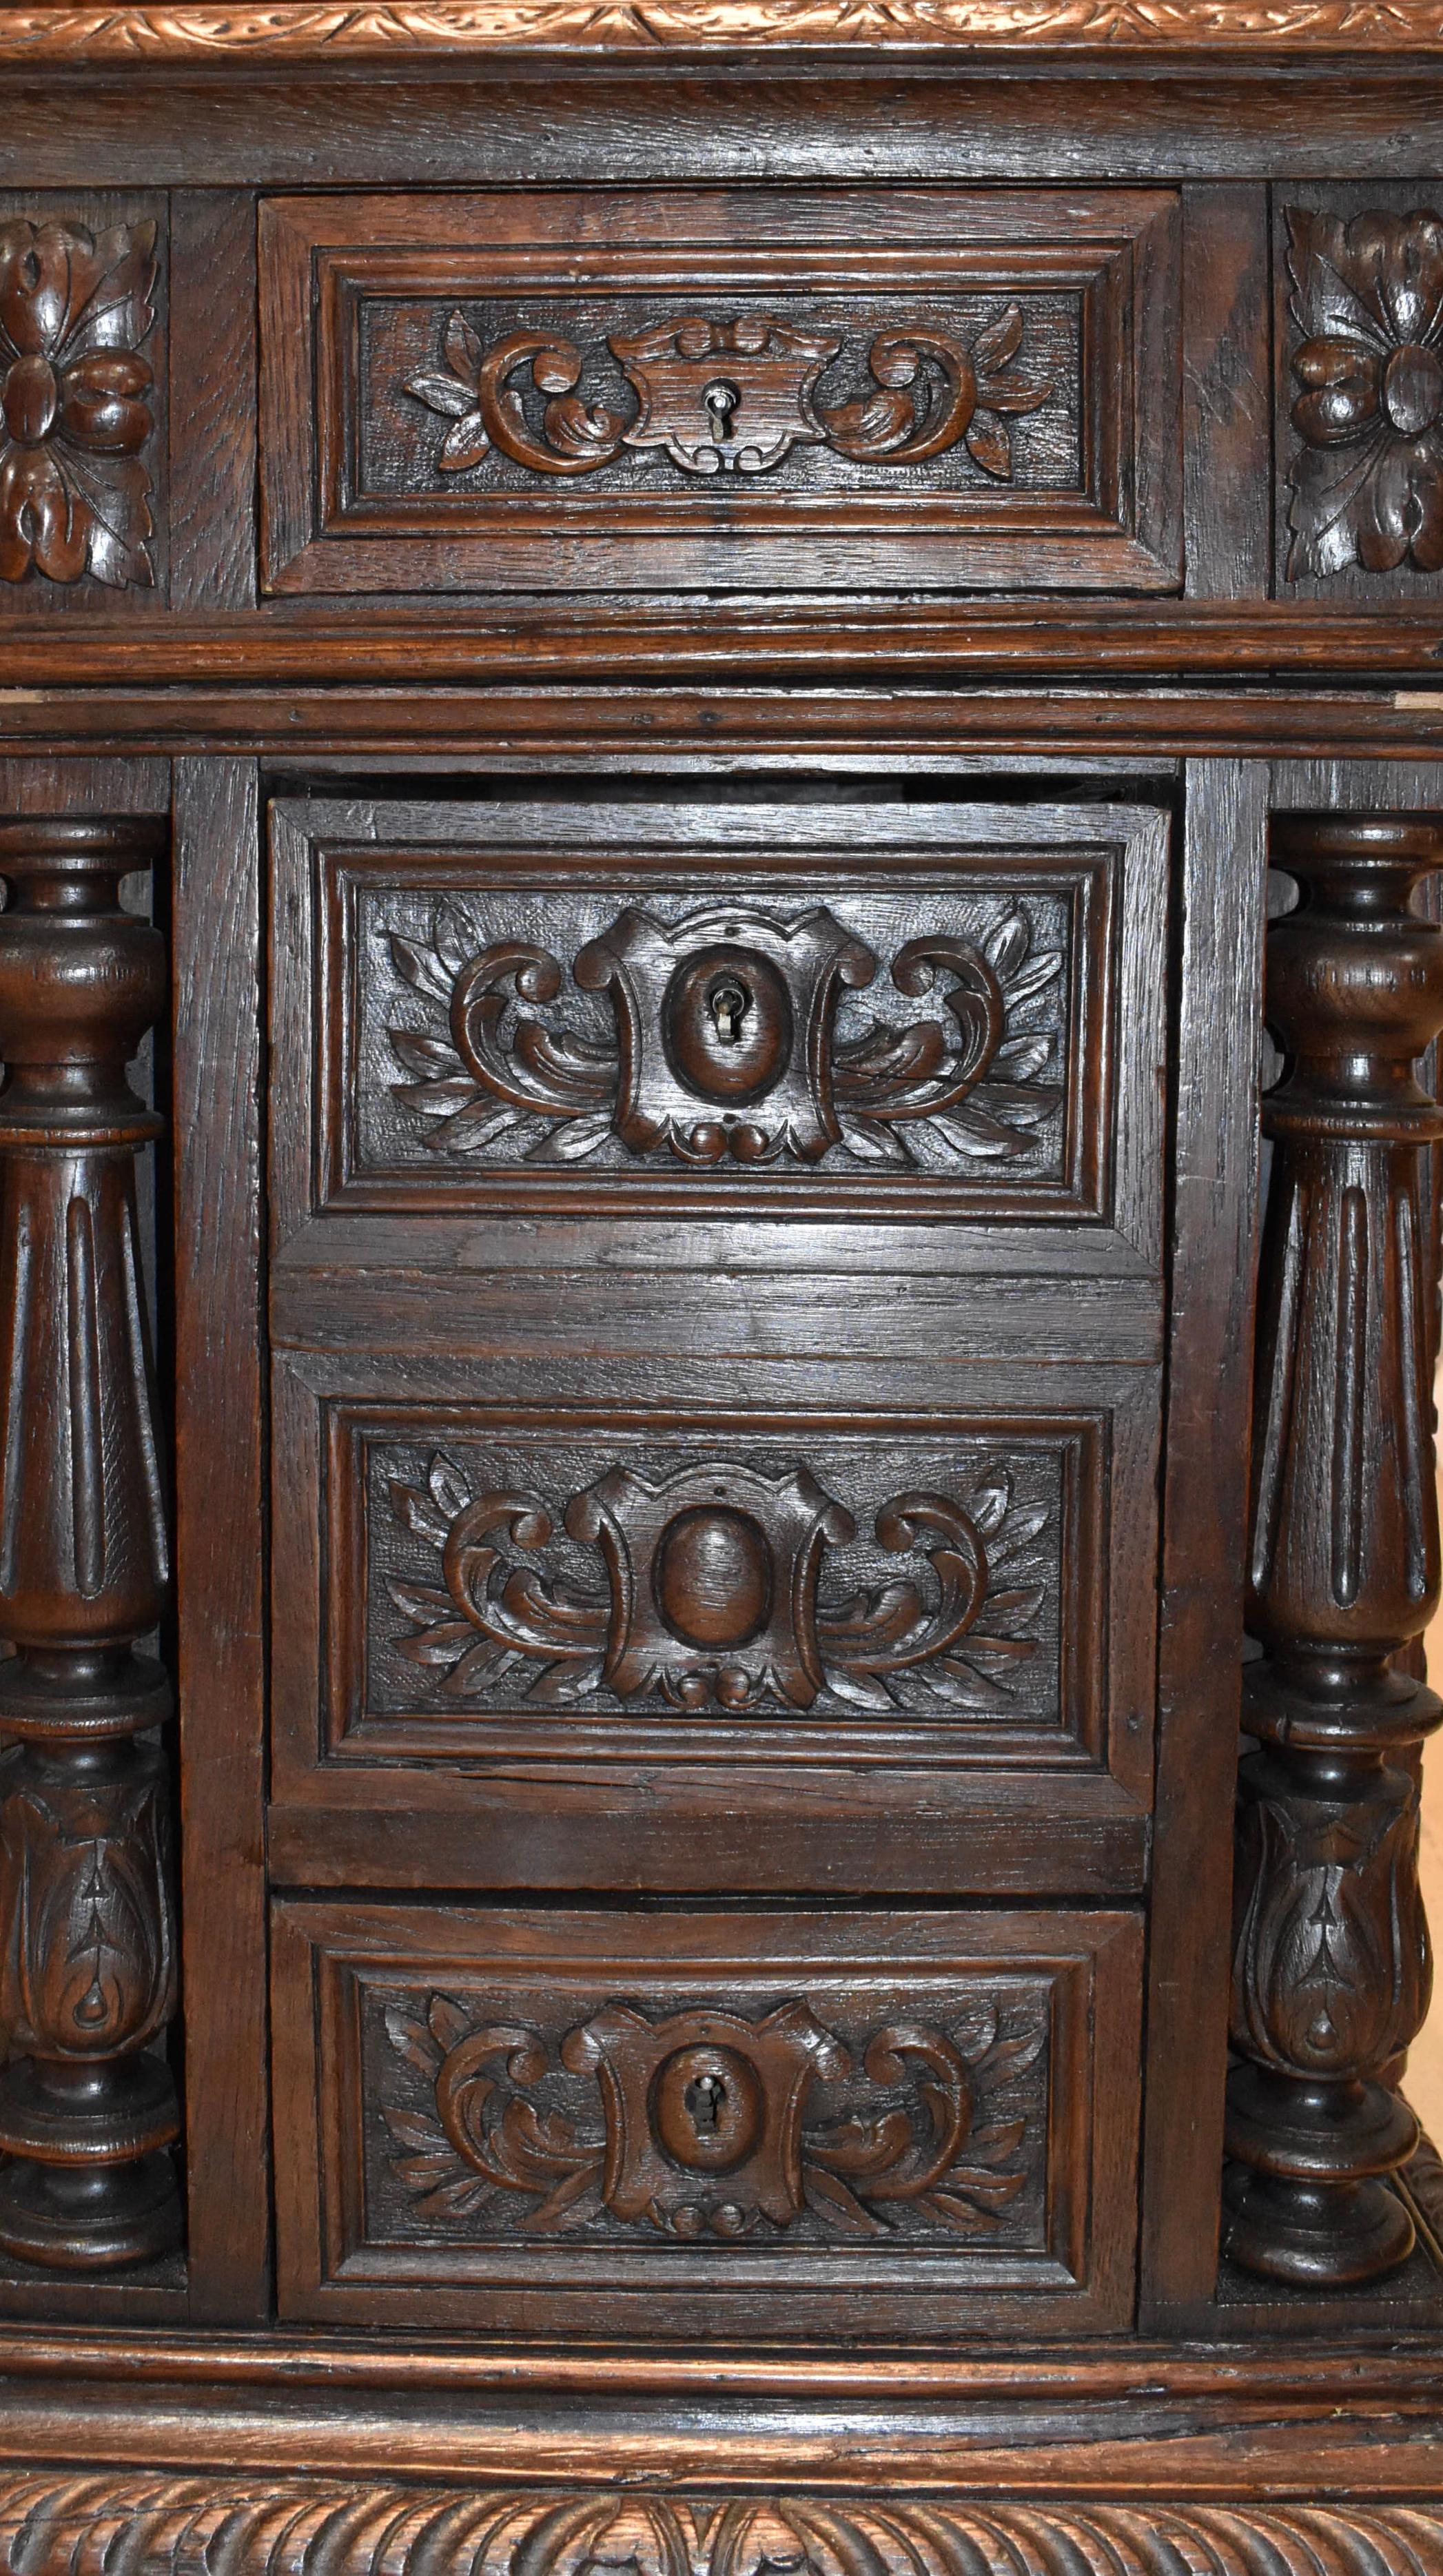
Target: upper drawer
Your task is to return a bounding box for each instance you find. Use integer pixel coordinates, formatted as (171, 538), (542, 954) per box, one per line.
(269, 794), (1167, 1278)
(258, 188), (1181, 597)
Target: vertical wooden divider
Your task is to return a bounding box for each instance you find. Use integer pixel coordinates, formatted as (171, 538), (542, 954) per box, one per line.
(172, 758), (272, 2320)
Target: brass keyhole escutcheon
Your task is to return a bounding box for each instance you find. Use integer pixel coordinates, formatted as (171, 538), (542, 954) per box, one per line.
(708, 975), (750, 1045)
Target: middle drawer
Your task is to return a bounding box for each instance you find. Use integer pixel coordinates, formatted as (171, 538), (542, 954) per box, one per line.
(268, 1370), (1158, 1896)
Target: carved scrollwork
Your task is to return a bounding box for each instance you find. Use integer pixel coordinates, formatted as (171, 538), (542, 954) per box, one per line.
(383, 1991), (1041, 2242)
(407, 302), (1050, 482)
(1286, 208), (1443, 580)
(385, 1450), (1045, 1716)
(385, 897), (1063, 1172)
(0, 218), (157, 587)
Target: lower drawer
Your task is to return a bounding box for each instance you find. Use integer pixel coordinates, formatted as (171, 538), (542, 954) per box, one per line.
(272, 1903), (1142, 2338)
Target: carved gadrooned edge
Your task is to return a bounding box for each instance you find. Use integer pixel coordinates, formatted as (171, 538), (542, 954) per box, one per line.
(3, 0), (1443, 54)
(0, 2482), (1440, 2576)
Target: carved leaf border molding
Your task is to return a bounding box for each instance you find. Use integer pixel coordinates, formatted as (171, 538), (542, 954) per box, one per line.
(382, 1991), (1043, 2242)
(384, 897), (1065, 1173)
(405, 303), (1051, 482)
(384, 1449), (1047, 1715)
(8, 3), (1443, 56)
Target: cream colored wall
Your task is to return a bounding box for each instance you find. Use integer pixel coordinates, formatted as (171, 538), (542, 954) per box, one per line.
(1413, 1683), (1443, 2138)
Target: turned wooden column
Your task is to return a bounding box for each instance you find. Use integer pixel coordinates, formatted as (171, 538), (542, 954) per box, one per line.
(0, 819), (179, 2269)
(1227, 813), (1443, 2287)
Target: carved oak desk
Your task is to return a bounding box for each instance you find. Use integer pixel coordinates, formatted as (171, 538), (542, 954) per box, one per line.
(3, 10), (1443, 2561)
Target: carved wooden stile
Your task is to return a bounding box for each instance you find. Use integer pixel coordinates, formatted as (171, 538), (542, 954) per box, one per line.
(0, 819), (178, 2270)
(1227, 814), (1443, 2285)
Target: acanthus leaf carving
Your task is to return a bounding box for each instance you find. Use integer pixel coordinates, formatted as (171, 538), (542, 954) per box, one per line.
(385, 1450), (1045, 1717)
(406, 302), (1051, 483)
(382, 1991), (1043, 2243)
(385, 897), (1063, 1174)
(0, 217), (157, 589)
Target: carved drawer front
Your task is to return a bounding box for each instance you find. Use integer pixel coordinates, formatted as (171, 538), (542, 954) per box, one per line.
(270, 1903), (1142, 2336)
(258, 188), (1180, 595)
(268, 795), (1167, 1258)
(266, 1371), (1159, 1898)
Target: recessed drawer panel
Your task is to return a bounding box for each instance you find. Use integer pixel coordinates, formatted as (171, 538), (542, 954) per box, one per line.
(259, 188), (1181, 596)
(271, 1903), (1142, 2336)
(267, 1363), (1158, 1896)
(269, 796), (1167, 1264)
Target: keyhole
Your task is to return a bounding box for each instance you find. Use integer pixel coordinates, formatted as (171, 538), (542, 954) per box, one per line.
(685, 2072), (726, 2134)
(708, 975), (750, 1045)
(704, 379), (740, 444)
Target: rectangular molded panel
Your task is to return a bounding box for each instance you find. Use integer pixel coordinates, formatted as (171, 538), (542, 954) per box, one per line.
(265, 1367), (1159, 1895)
(258, 188), (1182, 595)
(271, 1903), (1143, 2337)
(268, 797), (1168, 1256)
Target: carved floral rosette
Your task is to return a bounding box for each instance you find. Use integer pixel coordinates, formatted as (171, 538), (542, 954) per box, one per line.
(1287, 207), (1443, 580)
(0, 216), (157, 587)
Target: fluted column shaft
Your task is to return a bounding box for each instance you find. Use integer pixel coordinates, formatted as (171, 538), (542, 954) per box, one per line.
(1227, 813), (1443, 2287)
(0, 819), (178, 2270)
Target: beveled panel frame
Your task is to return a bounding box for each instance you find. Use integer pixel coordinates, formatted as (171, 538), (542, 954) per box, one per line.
(267, 1361), (1159, 1896)
(270, 1901), (1143, 2338)
(258, 188), (1181, 596)
(268, 797), (1169, 1254)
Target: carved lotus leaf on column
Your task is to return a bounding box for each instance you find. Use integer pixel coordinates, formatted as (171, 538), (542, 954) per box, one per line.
(1231, 1761), (1433, 2081)
(383, 1991), (1041, 2241)
(385, 1450), (1047, 1715)
(0, 218), (157, 587)
(0, 1760), (176, 2061)
(1287, 208), (1443, 579)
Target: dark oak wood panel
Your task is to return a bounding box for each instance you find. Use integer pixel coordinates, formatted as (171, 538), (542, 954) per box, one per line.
(271, 1902), (1143, 2338)
(267, 1371), (1158, 1862)
(269, 796), (1167, 1245)
(260, 189), (1181, 597)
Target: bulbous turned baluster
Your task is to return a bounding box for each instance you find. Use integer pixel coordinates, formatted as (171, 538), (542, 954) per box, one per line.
(0, 818), (179, 2270)
(1226, 812), (1443, 2287)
